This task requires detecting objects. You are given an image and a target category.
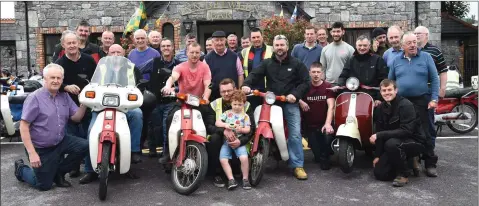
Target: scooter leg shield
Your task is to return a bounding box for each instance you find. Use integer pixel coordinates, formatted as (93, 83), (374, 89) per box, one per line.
(115, 112), (131, 174)
(0, 95), (15, 135)
(270, 105), (289, 161)
(168, 110), (182, 159)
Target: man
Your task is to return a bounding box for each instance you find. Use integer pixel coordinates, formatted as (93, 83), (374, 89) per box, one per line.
(79, 44), (144, 184)
(239, 27), (274, 109)
(205, 31), (244, 101)
(139, 38), (180, 158)
(128, 29), (161, 80)
(52, 20), (100, 63)
(242, 35), (311, 180)
(316, 27), (329, 48)
(388, 32), (439, 177)
(372, 27), (390, 56)
(175, 33), (205, 63)
(415, 25), (448, 150)
(336, 35), (388, 106)
(371, 79), (426, 187)
(204, 78), (255, 187)
(14, 63), (88, 191)
(240, 36), (251, 49)
(227, 34), (242, 53)
(161, 43), (212, 162)
(205, 37), (214, 54)
(383, 25), (404, 68)
(98, 31), (115, 58)
(292, 26), (323, 69)
(148, 30), (163, 54)
(298, 63), (335, 170)
(320, 22), (355, 85)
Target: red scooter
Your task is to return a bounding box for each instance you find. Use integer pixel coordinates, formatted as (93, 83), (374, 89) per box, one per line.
(248, 90), (287, 186)
(435, 87), (478, 134)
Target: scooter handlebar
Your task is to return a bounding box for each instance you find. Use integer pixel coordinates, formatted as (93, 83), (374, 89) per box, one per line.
(250, 90), (287, 102)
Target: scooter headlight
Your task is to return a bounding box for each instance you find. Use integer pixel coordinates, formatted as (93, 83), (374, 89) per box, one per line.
(102, 95), (119, 107)
(265, 92), (276, 105)
(346, 77), (360, 91)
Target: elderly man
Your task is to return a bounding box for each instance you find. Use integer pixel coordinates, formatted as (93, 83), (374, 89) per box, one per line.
(52, 20), (100, 63)
(372, 27), (390, 56)
(98, 31), (115, 58)
(14, 63), (88, 191)
(205, 31), (244, 101)
(383, 25), (404, 68)
(240, 36), (251, 49)
(128, 29), (161, 80)
(148, 30), (162, 54)
(316, 27), (329, 48)
(175, 33), (205, 63)
(388, 32), (439, 177)
(227, 34), (242, 53)
(242, 35), (311, 180)
(292, 26), (323, 70)
(79, 44), (144, 184)
(205, 37), (214, 54)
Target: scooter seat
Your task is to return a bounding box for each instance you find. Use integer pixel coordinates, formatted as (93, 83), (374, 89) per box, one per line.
(8, 94), (29, 104)
(444, 87), (475, 98)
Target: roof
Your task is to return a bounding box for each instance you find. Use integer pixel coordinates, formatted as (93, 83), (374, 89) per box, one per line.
(441, 12), (478, 36)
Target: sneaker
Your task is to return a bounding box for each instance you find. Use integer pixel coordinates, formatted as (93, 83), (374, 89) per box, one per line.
(227, 179), (238, 190)
(14, 159), (25, 182)
(213, 176), (225, 188)
(425, 167), (438, 177)
(392, 176), (409, 187)
(294, 168), (308, 180)
(242, 179), (252, 190)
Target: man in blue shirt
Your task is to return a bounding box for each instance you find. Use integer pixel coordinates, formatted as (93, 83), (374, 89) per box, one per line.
(291, 26), (322, 70)
(382, 25), (403, 69)
(175, 34), (205, 63)
(388, 32), (439, 177)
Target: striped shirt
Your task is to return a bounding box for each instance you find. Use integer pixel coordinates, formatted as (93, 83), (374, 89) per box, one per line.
(421, 43), (447, 74)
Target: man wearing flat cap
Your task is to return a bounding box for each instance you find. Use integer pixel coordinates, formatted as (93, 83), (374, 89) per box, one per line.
(205, 31), (244, 100)
(372, 27), (390, 56)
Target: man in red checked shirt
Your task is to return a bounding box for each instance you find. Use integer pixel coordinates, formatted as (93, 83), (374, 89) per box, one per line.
(299, 62), (335, 170)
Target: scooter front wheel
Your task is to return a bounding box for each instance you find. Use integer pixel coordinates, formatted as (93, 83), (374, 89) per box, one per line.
(250, 137), (270, 186)
(171, 141), (208, 195)
(338, 138), (355, 173)
(99, 143), (111, 201)
(447, 103), (478, 134)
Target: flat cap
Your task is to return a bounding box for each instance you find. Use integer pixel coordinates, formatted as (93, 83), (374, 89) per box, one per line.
(211, 30), (226, 38)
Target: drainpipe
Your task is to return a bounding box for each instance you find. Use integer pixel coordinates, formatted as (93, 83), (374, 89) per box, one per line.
(414, 1), (419, 28)
(24, 1), (32, 77)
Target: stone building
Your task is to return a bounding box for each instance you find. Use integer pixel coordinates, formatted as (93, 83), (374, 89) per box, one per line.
(1, 1), (442, 77)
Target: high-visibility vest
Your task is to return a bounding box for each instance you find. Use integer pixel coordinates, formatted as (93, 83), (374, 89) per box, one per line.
(241, 45), (273, 77)
(446, 69), (460, 90)
(210, 98), (250, 120)
(99, 63), (136, 86)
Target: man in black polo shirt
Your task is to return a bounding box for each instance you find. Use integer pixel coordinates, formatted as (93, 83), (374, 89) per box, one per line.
(98, 31), (115, 58)
(52, 20), (100, 63)
(205, 31), (244, 101)
(55, 30), (97, 178)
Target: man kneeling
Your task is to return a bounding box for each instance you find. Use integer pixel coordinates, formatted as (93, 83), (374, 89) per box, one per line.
(370, 79), (426, 187)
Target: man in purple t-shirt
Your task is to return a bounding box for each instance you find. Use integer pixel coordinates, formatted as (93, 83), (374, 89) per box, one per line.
(128, 29), (161, 80)
(13, 63), (88, 191)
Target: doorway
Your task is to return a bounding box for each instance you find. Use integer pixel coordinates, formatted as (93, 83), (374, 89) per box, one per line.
(197, 21), (243, 53)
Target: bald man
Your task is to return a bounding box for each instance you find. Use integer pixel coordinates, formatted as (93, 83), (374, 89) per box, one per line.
(99, 31), (115, 58)
(148, 31), (162, 54)
(80, 44), (144, 184)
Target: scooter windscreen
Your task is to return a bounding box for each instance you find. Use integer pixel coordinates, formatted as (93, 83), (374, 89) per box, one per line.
(90, 56), (137, 87)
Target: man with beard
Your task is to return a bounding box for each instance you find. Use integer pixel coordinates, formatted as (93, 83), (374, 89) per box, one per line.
(148, 31), (162, 54)
(292, 26), (323, 69)
(316, 27), (329, 48)
(205, 37), (214, 54)
(388, 32), (439, 177)
(52, 20), (100, 63)
(98, 31), (115, 58)
(242, 35), (311, 180)
(240, 36), (251, 49)
(335, 35), (388, 107)
(227, 34), (242, 53)
(383, 26), (404, 68)
(372, 27), (390, 56)
(205, 31), (244, 101)
(320, 22), (355, 85)
(128, 29), (161, 80)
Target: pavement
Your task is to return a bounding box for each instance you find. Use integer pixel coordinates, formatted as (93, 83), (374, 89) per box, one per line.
(1, 128), (477, 206)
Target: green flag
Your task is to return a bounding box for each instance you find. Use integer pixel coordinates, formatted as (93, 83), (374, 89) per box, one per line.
(123, 1), (147, 38)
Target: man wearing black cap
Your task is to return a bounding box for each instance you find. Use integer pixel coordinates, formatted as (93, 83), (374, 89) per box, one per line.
(372, 27), (390, 56)
(205, 31), (244, 101)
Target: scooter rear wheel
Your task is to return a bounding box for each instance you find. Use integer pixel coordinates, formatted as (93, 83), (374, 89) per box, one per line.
(171, 141), (208, 195)
(99, 143), (111, 201)
(250, 137), (270, 186)
(447, 103), (478, 134)
(338, 138), (355, 173)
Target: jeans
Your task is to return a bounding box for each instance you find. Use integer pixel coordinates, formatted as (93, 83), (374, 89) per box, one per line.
(219, 141), (248, 159)
(65, 110), (92, 139)
(281, 103), (304, 168)
(84, 108), (143, 173)
(305, 128), (333, 162)
(17, 134), (88, 191)
(149, 103), (174, 152)
(428, 109), (436, 148)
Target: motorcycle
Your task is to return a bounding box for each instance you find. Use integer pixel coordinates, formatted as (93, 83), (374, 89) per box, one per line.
(331, 77), (377, 173)
(435, 86), (478, 134)
(79, 56), (144, 201)
(165, 90), (209, 195)
(248, 90), (288, 186)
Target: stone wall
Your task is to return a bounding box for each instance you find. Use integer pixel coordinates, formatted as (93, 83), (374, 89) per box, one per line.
(441, 38), (461, 68)
(417, 1), (442, 47)
(0, 45), (17, 73)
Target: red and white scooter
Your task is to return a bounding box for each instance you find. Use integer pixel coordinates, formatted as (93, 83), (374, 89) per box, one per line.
(435, 86), (478, 134)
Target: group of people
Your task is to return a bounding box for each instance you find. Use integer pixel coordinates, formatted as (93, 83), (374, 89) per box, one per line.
(12, 18), (445, 192)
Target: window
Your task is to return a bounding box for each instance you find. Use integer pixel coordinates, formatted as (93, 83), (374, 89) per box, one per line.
(44, 34), (61, 65)
(162, 23), (174, 44)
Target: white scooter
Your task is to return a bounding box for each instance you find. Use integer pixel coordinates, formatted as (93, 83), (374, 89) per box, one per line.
(79, 56), (143, 201)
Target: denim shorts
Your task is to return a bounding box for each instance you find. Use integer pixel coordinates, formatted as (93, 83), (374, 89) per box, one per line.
(219, 141), (248, 159)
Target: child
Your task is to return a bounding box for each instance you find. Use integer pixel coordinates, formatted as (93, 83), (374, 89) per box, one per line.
(215, 90), (251, 190)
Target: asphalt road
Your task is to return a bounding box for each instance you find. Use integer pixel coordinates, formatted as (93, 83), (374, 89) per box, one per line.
(1, 127), (477, 206)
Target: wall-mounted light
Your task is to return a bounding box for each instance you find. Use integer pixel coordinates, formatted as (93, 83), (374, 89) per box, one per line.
(247, 13), (257, 29)
(183, 15), (193, 33)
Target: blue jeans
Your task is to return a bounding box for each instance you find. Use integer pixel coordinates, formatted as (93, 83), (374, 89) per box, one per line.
(84, 108), (143, 172)
(149, 103), (174, 151)
(65, 110), (92, 139)
(17, 134), (88, 191)
(281, 103), (304, 168)
(428, 109), (436, 148)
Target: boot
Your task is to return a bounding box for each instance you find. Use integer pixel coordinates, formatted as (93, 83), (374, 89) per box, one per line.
(392, 176), (408, 187)
(54, 173), (72, 187)
(79, 172), (98, 184)
(131, 152), (142, 164)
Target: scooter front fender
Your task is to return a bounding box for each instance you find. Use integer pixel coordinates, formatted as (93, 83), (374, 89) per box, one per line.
(335, 117), (362, 146)
(184, 133), (208, 143)
(0, 95), (14, 135)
